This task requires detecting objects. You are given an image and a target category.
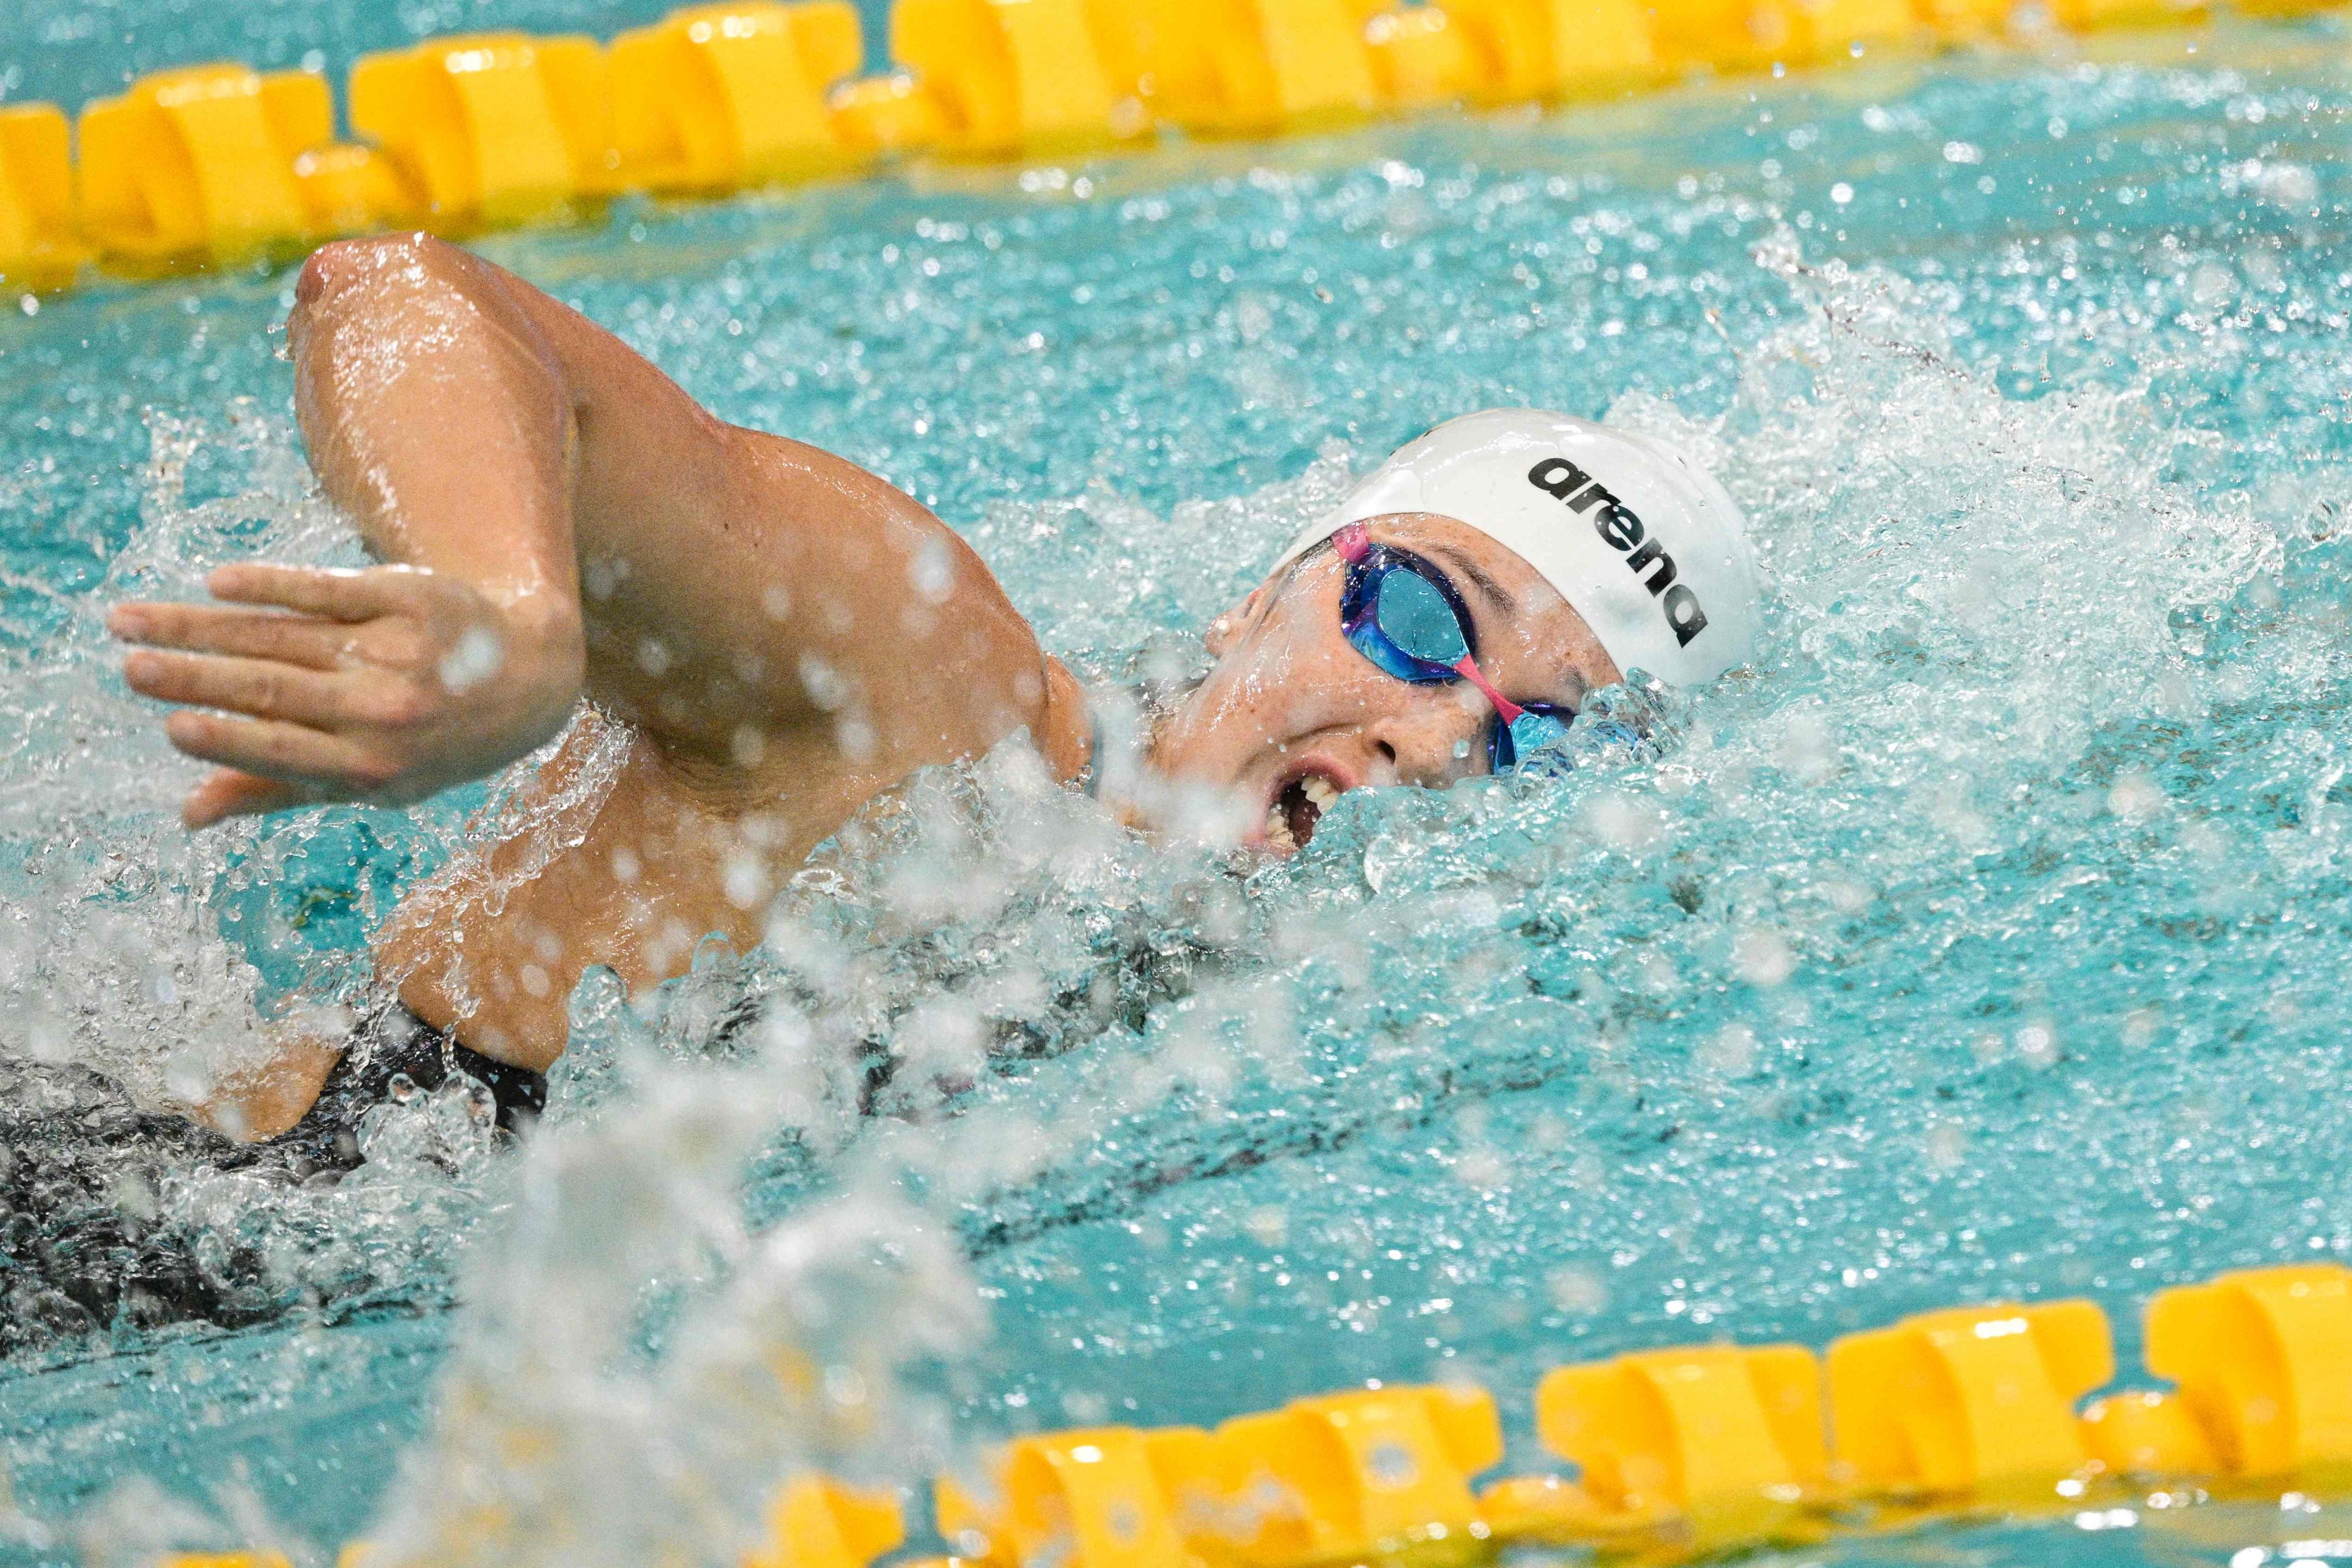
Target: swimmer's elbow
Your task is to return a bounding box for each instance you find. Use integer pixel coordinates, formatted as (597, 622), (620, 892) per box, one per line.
(295, 233), (462, 315)
(292, 237), (461, 379)
(289, 234), (571, 430)
(293, 236), (377, 308)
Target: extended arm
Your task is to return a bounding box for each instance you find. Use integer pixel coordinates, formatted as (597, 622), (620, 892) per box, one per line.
(113, 234), (1083, 828)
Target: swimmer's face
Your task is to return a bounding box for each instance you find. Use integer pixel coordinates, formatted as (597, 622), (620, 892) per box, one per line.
(1146, 513), (1621, 857)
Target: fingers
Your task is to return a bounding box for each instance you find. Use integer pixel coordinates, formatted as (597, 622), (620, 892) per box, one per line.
(124, 648), (357, 728)
(164, 709), (388, 793)
(183, 768), (312, 831)
(110, 601), (353, 670)
(204, 563), (421, 622)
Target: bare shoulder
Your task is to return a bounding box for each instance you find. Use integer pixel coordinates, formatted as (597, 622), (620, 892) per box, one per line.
(578, 419), (1088, 801)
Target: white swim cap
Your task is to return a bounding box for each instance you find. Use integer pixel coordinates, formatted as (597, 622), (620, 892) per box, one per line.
(1274, 410), (1763, 689)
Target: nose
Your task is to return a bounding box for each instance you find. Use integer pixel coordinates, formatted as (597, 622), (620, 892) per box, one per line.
(1364, 688), (1488, 787)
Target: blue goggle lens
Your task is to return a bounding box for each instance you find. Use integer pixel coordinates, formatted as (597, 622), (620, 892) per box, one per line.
(1492, 708), (1575, 774)
(1373, 567), (1470, 669)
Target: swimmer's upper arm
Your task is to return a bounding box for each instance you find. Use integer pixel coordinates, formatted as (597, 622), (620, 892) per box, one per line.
(567, 412), (1077, 788)
(292, 234), (1081, 791)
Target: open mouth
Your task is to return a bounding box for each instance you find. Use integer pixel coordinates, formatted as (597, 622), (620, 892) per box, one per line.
(1264, 769), (1344, 855)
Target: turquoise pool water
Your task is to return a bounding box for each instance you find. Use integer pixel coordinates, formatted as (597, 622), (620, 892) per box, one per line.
(6, 15), (2352, 1567)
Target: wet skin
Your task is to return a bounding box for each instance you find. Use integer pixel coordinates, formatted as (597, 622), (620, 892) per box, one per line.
(109, 235), (1615, 1137)
(1158, 515), (1620, 853)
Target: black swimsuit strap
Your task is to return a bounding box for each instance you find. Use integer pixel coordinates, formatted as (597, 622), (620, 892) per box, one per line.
(267, 1003), (547, 1174)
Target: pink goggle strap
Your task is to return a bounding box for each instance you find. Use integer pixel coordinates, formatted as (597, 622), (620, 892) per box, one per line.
(1452, 657), (1526, 724)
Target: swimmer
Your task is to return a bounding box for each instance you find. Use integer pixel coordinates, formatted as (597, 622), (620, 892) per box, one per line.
(109, 234), (1762, 1161)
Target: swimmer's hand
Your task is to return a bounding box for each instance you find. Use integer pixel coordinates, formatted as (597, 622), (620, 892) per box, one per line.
(109, 561), (583, 828)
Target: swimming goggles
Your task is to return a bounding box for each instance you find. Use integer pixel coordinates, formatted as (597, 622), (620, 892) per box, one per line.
(1330, 522), (1575, 774)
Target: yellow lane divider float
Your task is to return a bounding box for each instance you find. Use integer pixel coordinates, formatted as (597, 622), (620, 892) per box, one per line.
(1828, 1297), (2114, 1497)
(74, 64), (395, 272)
(1362, 6), (1488, 111)
(1523, 1341), (1826, 1544)
(159, 1262), (2352, 1567)
(0, 104), (86, 292)
(8, 0), (2342, 295)
(752, 1476), (909, 1568)
(2145, 1262), (2352, 1472)
(1136, 0), (1387, 138)
(613, 2), (868, 191)
(894, 0), (1136, 157)
(349, 32), (618, 231)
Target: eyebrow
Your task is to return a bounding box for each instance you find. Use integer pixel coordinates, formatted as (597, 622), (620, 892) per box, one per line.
(1424, 543), (1517, 618)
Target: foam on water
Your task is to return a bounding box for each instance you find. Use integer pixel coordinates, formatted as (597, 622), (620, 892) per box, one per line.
(5, 29), (2352, 1567)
